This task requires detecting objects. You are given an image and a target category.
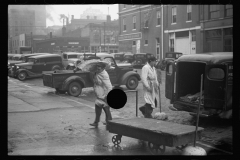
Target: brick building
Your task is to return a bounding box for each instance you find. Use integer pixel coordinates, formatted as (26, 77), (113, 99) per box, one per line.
(163, 5), (201, 55)
(200, 5), (233, 52)
(118, 5), (164, 60)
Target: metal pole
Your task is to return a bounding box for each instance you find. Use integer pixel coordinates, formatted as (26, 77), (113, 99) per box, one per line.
(100, 29), (101, 52)
(104, 22), (106, 52)
(136, 90), (138, 117)
(194, 74), (203, 147)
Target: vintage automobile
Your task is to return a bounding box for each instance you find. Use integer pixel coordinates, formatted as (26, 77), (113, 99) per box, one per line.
(132, 53), (154, 68)
(8, 53), (51, 75)
(114, 52), (125, 63)
(62, 52), (84, 69)
(123, 53), (135, 63)
(9, 54), (64, 81)
(166, 52), (233, 119)
(8, 54), (19, 60)
(157, 52), (183, 70)
(42, 53), (141, 97)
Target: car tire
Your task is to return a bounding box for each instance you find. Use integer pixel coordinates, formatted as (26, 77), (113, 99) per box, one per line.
(126, 76), (138, 90)
(17, 71), (27, 81)
(67, 81), (82, 97)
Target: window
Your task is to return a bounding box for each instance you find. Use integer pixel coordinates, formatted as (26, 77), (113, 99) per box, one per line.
(132, 41), (136, 46)
(123, 18), (126, 31)
(144, 13), (149, 28)
(225, 5), (233, 17)
(187, 5), (192, 21)
(144, 40), (148, 45)
(133, 16), (136, 30)
(172, 7), (177, 23)
(169, 33), (174, 52)
(157, 11), (161, 26)
(208, 68), (225, 79)
(209, 5), (220, 19)
(224, 28), (233, 52)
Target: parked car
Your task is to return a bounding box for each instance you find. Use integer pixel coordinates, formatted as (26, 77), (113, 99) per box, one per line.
(62, 52), (84, 69)
(166, 52), (233, 119)
(156, 52), (183, 70)
(42, 53), (141, 97)
(114, 52), (125, 63)
(9, 54), (64, 81)
(132, 53), (154, 68)
(123, 53), (135, 63)
(8, 53), (51, 75)
(8, 54), (19, 60)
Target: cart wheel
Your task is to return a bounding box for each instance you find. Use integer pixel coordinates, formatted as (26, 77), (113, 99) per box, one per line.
(112, 135), (122, 145)
(148, 142), (158, 151)
(158, 145), (166, 153)
(176, 144), (188, 150)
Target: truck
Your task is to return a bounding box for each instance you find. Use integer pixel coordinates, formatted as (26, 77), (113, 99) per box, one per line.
(42, 53), (141, 97)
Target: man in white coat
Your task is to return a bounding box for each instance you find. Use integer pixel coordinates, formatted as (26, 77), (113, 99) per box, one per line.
(90, 63), (113, 127)
(139, 56), (159, 118)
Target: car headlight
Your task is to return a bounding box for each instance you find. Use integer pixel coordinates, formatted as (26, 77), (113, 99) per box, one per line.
(16, 66), (19, 69)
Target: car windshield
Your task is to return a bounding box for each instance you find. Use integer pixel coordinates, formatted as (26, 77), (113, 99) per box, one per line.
(136, 55), (145, 58)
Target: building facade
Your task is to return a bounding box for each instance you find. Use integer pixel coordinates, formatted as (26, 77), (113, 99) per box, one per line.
(163, 5), (201, 55)
(35, 37), (90, 53)
(118, 5), (164, 60)
(65, 15), (106, 33)
(8, 5), (47, 36)
(200, 5), (233, 52)
(80, 16), (119, 53)
(80, 7), (107, 20)
(8, 8), (35, 38)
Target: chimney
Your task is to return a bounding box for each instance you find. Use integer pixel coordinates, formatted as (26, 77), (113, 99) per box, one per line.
(50, 32), (52, 39)
(107, 15), (111, 23)
(72, 15), (74, 20)
(63, 18), (65, 26)
(62, 27), (66, 36)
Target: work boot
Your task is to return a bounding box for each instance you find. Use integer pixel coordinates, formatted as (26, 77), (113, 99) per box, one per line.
(90, 105), (102, 127)
(139, 105), (146, 115)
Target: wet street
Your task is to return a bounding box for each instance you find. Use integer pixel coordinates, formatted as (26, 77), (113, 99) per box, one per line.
(8, 70), (232, 155)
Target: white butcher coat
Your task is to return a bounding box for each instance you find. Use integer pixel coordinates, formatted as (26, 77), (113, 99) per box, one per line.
(141, 63), (159, 108)
(93, 70), (112, 107)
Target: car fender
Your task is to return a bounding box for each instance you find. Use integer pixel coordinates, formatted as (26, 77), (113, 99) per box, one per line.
(62, 76), (86, 91)
(120, 71), (141, 85)
(52, 65), (61, 70)
(16, 69), (35, 77)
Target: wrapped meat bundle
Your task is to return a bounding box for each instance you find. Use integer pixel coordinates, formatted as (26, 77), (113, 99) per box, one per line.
(77, 59), (111, 72)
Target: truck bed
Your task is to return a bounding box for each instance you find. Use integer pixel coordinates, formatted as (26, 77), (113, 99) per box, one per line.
(42, 70), (91, 89)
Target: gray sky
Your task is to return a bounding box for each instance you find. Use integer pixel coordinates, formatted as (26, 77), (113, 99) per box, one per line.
(46, 5), (119, 27)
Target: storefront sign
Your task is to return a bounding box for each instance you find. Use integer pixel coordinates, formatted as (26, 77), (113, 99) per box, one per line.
(68, 42), (79, 44)
(118, 32), (142, 41)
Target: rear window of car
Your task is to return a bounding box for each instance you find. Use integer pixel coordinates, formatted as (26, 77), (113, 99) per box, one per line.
(136, 55), (145, 58)
(28, 58), (35, 63)
(208, 68), (225, 80)
(68, 55), (78, 59)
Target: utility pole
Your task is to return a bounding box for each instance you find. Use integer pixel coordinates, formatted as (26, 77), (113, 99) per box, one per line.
(104, 22), (105, 52)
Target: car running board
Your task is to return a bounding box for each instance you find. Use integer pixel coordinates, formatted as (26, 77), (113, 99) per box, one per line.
(189, 112), (211, 117)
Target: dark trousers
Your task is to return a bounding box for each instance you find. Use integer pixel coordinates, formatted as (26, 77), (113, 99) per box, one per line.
(94, 104), (112, 123)
(139, 99), (157, 118)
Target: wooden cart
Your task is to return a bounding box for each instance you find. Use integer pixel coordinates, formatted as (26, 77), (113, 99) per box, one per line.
(107, 117), (204, 153)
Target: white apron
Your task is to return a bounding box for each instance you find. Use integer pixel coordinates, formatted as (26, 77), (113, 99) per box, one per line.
(93, 70), (112, 107)
(141, 63), (159, 108)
